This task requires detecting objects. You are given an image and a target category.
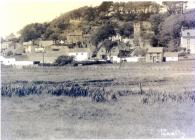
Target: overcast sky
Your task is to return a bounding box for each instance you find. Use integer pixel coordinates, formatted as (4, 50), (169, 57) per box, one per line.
(0, 0), (195, 38)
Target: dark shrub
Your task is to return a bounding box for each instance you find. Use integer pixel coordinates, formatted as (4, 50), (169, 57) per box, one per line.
(68, 84), (88, 97)
(142, 97), (149, 104)
(1, 81), (90, 98)
(55, 55), (73, 66)
(111, 94), (117, 101)
(90, 88), (107, 102)
(7, 51), (13, 56)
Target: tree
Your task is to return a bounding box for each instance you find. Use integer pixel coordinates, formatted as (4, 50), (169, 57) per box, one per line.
(162, 1), (187, 14)
(84, 7), (96, 21)
(55, 55), (73, 66)
(119, 22), (133, 37)
(20, 23), (47, 42)
(49, 33), (60, 43)
(91, 24), (115, 46)
(101, 39), (117, 51)
(7, 51), (13, 56)
(98, 1), (113, 13)
(149, 10), (195, 48)
(150, 14), (166, 35)
(44, 28), (55, 39)
(149, 13), (167, 46)
(57, 22), (69, 30)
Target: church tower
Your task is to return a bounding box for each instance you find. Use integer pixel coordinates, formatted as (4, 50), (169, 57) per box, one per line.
(133, 22), (141, 46)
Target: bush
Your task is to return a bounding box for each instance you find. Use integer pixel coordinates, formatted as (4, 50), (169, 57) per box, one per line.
(1, 82), (88, 97)
(7, 51), (13, 56)
(55, 55), (73, 66)
(90, 89), (107, 102)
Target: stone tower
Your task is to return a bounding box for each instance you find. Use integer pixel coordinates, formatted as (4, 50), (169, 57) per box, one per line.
(133, 22), (141, 46)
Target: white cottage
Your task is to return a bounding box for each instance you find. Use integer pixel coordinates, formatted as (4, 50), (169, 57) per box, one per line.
(0, 56), (33, 66)
(68, 48), (91, 61)
(163, 52), (178, 62)
(180, 27), (195, 54)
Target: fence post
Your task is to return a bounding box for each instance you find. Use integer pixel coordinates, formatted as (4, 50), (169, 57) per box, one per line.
(139, 82), (143, 95)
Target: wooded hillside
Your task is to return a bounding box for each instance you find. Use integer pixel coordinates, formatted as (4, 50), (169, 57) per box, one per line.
(19, 1), (195, 50)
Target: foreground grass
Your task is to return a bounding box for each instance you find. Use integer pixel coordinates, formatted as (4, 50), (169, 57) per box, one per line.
(1, 61), (195, 139)
(1, 80), (195, 139)
(2, 94), (195, 139)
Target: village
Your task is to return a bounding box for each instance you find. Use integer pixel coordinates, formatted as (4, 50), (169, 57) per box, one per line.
(1, 21), (195, 67)
(1, 1), (195, 67)
(2, 1), (195, 139)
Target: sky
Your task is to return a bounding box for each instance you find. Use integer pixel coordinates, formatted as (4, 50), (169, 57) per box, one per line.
(0, 0), (195, 38)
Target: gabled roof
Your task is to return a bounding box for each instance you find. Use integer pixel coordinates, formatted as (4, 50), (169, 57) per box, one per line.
(39, 40), (54, 47)
(6, 33), (16, 41)
(164, 52), (178, 57)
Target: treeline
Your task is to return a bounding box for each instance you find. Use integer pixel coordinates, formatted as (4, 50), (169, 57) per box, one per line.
(150, 9), (195, 50)
(18, 1), (195, 50)
(19, 1), (161, 42)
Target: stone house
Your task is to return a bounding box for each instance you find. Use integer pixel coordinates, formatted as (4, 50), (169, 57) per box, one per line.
(38, 40), (54, 47)
(2, 42), (24, 56)
(146, 47), (163, 63)
(66, 30), (84, 44)
(25, 45), (70, 64)
(24, 40), (54, 53)
(109, 33), (122, 42)
(1, 41), (13, 54)
(180, 27), (195, 54)
(68, 47), (92, 61)
(69, 18), (82, 26)
(23, 41), (34, 53)
(96, 47), (108, 60)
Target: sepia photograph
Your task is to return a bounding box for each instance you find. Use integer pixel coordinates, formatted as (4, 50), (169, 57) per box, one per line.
(1, 0), (195, 139)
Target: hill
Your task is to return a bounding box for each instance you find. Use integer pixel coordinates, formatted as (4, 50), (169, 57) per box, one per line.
(18, 1), (195, 49)
(19, 2), (161, 41)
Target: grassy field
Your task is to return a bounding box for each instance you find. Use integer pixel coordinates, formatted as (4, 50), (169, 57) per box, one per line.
(1, 60), (195, 139)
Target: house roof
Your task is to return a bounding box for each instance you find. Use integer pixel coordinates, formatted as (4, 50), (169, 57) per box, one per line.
(6, 33), (16, 41)
(38, 40), (54, 47)
(181, 28), (195, 37)
(23, 41), (33, 46)
(118, 49), (135, 57)
(164, 52), (178, 57)
(1, 41), (13, 45)
(147, 47), (163, 53)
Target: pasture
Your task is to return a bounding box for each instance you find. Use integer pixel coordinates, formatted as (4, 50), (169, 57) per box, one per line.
(1, 60), (195, 139)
